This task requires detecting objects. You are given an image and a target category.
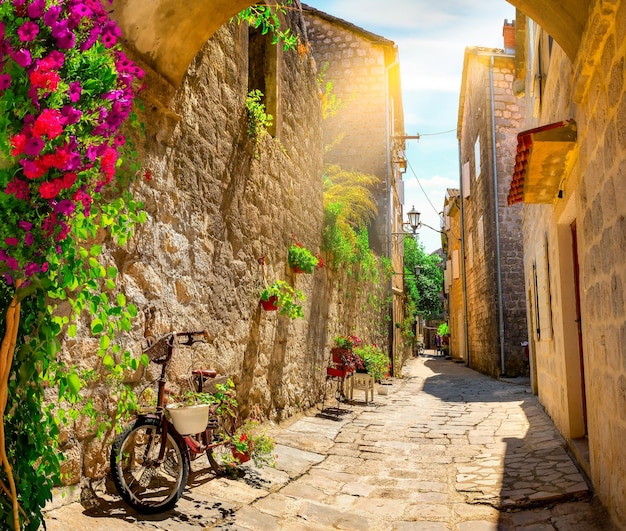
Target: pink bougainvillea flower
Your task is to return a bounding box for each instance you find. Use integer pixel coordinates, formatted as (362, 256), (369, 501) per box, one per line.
(18, 221), (33, 231)
(24, 233), (35, 246)
(17, 20), (39, 42)
(30, 70), (61, 91)
(39, 180), (61, 199)
(6, 256), (18, 269)
(5, 179), (29, 200)
(10, 133), (27, 156)
(21, 159), (47, 180)
(0, 74), (11, 91)
(32, 108), (64, 139)
(4, 237), (19, 246)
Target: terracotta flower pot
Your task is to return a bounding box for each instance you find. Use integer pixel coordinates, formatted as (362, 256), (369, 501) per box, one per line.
(231, 449), (251, 463)
(260, 296), (278, 311)
(331, 347), (350, 364)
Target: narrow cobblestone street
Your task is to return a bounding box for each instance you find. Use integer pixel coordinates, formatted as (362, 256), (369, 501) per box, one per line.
(44, 354), (615, 530)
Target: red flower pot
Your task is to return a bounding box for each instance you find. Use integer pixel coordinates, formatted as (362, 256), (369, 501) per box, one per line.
(260, 296), (278, 311)
(331, 347), (350, 364)
(326, 367), (348, 378)
(292, 265), (305, 274)
(231, 449), (251, 463)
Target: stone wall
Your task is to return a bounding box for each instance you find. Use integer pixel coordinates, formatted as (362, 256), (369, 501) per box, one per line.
(57, 16), (390, 486)
(517, 2), (626, 525)
(458, 51), (527, 378)
(303, 8), (393, 256)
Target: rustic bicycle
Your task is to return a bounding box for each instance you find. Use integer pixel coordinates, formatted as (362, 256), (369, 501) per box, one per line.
(109, 330), (234, 514)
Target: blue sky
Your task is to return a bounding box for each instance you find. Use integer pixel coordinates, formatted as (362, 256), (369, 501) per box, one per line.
(307, 0), (516, 252)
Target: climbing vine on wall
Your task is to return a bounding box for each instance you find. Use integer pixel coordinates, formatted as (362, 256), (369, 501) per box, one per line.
(0, 1), (146, 528)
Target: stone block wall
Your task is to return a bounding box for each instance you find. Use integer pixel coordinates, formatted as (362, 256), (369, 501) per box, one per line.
(303, 9), (392, 256)
(459, 51), (527, 378)
(518, 2), (626, 525)
(56, 17), (390, 486)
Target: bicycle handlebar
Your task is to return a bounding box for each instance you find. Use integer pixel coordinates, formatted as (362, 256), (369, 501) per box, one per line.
(174, 330), (209, 346)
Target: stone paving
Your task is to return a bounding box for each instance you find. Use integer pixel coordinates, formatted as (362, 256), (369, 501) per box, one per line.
(44, 354), (616, 530)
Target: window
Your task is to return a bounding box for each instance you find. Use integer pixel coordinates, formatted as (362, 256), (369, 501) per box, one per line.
(474, 136), (481, 180)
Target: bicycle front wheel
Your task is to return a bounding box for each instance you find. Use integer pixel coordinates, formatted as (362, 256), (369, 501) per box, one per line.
(110, 416), (190, 514)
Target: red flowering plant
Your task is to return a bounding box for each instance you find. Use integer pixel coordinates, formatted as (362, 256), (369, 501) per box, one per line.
(332, 334), (364, 370)
(0, 1), (147, 528)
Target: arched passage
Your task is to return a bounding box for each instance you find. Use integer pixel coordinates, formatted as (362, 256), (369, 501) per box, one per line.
(111, 0), (592, 87)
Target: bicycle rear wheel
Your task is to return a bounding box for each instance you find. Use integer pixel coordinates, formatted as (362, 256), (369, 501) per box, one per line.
(110, 416), (190, 514)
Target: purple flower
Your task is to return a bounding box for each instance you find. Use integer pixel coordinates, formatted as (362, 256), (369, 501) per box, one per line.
(68, 81), (81, 102)
(61, 105), (82, 125)
(24, 136), (45, 156)
(0, 74), (10, 91)
(50, 19), (69, 39)
(12, 48), (32, 67)
(54, 199), (76, 216)
(17, 21), (39, 42)
(18, 221), (32, 231)
(12, 0), (26, 8)
(43, 5), (61, 27)
(25, 262), (39, 276)
(25, 233), (35, 246)
(4, 237), (18, 246)
(70, 3), (91, 19)
(27, 0), (46, 18)
(56, 32), (76, 50)
(47, 50), (65, 69)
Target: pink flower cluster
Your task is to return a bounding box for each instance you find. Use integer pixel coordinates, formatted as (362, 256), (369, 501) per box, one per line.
(0, 0), (145, 280)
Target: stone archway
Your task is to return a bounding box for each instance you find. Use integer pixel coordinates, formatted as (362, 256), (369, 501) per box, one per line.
(111, 0), (592, 87)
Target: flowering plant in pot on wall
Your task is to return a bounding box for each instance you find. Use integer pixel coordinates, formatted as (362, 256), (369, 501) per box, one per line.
(288, 243), (319, 274)
(260, 280), (305, 319)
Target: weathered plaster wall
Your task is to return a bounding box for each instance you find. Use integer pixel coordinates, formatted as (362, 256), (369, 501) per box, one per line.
(57, 18), (390, 486)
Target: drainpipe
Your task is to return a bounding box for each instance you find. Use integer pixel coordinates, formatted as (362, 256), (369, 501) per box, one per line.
(458, 139), (470, 367)
(489, 54), (507, 377)
(385, 57), (398, 373)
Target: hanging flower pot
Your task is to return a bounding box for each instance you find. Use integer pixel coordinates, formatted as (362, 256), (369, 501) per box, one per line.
(166, 403), (211, 435)
(260, 295), (278, 311)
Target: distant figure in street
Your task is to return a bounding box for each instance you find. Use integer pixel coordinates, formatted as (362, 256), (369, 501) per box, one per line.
(435, 334), (442, 355)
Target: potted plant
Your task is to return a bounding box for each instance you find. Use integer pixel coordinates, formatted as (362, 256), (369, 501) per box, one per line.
(260, 280), (305, 319)
(166, 390), (217, 435)
(354, 344), (390, 382)
(228, 419), (276, 468)
(288, 243), (319, 274)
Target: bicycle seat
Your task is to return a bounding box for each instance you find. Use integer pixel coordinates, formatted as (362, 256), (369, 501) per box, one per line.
(191, 369), (218, 378)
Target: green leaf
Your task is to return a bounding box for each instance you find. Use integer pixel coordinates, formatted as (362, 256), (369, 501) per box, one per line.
(67, 373), (81, 395)
(127, 303), (138, 318)
(90, 244), (102, 256)
(117, 293), (126, 306)
(68, 324), (77, 338)
(140, 354), (150, 367)
(103, 354), (115, 370)
(107, 266), (118, 278)
(91, 319), (104, 334)
(100, 335), (111, 350)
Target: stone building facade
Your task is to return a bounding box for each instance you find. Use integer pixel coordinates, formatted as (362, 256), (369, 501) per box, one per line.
(58, 11), (392, 486)
(442, 189), (464, 361)
(302, 7), (410, 370)
(456, 44), (528, 378)
(508, 4), (626, 525)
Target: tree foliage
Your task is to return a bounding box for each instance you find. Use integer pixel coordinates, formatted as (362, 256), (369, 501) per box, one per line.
(403, 237), (443, 320)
